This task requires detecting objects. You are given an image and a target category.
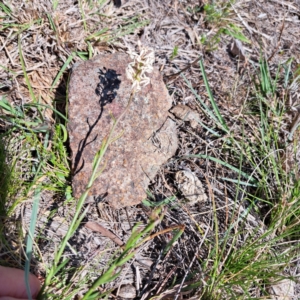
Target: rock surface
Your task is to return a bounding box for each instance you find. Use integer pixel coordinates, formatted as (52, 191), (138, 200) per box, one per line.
(175, 170), (208, 205)
(170, 104), (201, 129)
(117, 284), (136, 299)
(268, 278), (295, 300)
(68, 53), (177, 208)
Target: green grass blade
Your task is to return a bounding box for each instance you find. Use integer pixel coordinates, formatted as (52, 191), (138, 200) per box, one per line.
(0, 64), (17, 74)
(26, 103), (68, 122)
(0, 2), (12, 16)
(283, 58), (293, 88)
(199, 59), (229, 131)
(142, 195), (176, 208)
(223, 25), (250, 43)
(107, 19), (150, 42)
(163, 227), (185, 255)
(58, 124), (68, 142)
(195, 119), (222, 137)
(82, 270), (122, 299)
(75, 51), (89, 60)
(181, 72), (221, 127)
(87, 41), (93, 59)
(0, 97), (19, 116)
(184, 154), (257, 184)
(46, 13), (57, 32)
(53, 258), (70, 277)
(50, 52), (75, 92)
(25, 186), (41, 300)
(18, 35), (37, 103)
(79, 0), (87, 31)
(53, 0), (59, 10)
(85, 28), (109, 41)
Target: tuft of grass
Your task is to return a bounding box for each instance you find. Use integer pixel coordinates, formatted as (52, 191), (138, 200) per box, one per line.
(170, 45), (179, 60)
(52, 0), (59, 10)
(82, 208), (166, 300)
(171, 58), (300, 299)
(0, 95), (70, 216)
(199, 0), (250, 51)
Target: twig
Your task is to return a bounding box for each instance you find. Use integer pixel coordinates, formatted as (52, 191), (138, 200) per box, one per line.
(267, 17), (285, 62)
(164, 56), (203, 80)
(125, 207), (133, 231)
(136, 224), (185, 248)
(156, 264), (179, 295)
(288, 112), (300, 141)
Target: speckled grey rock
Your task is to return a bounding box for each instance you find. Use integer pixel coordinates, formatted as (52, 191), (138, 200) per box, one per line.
(118, 284), (136, 299)
(68, 53), (177, 208)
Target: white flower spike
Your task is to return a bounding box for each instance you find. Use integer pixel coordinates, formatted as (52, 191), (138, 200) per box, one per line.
(126, 41), (155, 92)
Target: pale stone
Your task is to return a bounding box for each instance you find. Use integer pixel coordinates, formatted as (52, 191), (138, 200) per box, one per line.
(175, 170), (207, 205)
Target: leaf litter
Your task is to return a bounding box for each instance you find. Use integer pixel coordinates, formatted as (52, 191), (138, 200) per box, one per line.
(1, 0), (300, 299)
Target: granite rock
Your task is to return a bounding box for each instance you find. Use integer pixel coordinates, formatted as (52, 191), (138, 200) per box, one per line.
(68, 53), (177, 208)
(175, 170), (208, 205)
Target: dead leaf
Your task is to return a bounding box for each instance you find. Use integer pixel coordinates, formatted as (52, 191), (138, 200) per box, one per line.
(85, 221), (124, 247)
(229, 39), (247, 62)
